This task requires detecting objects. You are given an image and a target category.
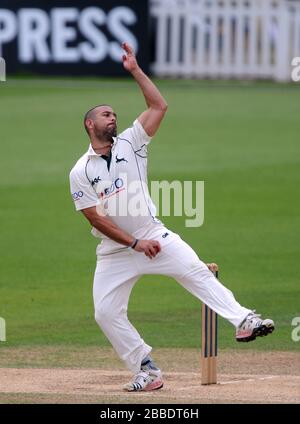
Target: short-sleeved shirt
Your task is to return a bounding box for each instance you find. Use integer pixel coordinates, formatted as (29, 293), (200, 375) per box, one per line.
(69, 119), (162, 253)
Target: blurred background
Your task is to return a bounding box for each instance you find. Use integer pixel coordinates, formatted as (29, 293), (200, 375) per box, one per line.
(0, 0), (299, 355)
(1, 0), (300, 80)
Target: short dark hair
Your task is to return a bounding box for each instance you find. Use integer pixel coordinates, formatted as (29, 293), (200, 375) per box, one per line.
(83, 104), (111, 135)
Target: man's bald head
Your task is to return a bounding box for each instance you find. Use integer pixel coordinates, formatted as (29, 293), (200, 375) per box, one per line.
(84, 104), (111, 135)
(83, 104), (117, 141)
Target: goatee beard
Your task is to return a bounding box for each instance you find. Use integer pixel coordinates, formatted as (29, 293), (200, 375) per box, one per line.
(95, 126), (117, 142)
(109, 126), (117, 138)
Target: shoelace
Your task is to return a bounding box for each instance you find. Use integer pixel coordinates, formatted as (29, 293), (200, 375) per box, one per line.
(239, 310), (261, 328)
(244, 311), (262, 328)
(248, 310), (261, 320)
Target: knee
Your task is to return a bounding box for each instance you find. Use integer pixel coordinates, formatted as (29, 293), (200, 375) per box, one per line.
(94, 299), (120, 327)
(183, 262), (216, 284)
(95, 301), (109, 326)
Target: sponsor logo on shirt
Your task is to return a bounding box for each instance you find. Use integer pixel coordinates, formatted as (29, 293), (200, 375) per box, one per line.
(99, 178), (125, 199)
(91, 176), (101, 186)
(72, 191), (84, 201)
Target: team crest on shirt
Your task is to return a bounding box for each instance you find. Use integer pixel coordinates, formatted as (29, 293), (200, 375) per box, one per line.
(116, 155), (128, 164)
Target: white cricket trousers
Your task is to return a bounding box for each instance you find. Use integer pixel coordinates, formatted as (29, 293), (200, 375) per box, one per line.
(93, 231), (251, 374)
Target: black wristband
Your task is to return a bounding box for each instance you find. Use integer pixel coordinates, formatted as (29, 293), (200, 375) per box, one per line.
(131, 239), (139, 249)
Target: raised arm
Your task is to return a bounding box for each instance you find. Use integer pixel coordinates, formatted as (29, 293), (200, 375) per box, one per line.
(122, 42), (168, 137)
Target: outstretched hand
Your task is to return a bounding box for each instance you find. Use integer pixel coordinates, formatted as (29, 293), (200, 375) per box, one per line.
(122, 42), (139, 73)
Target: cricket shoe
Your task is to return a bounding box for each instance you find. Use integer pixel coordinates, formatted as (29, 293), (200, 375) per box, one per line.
(236, 311), (274, 342)
(123, 370), (164, 392)
(141, 358), (161, 376)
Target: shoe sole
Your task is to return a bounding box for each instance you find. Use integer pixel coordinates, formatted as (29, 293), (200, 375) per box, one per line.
(144, 380), (164, 391)
(236, 324), (275, 343)
(123, 380), (164, 392)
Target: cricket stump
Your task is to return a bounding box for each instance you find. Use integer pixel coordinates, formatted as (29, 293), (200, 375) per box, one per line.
(201, 268), (218, 385)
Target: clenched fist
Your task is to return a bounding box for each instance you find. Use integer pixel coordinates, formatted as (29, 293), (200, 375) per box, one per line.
(133, 239), (161, 259)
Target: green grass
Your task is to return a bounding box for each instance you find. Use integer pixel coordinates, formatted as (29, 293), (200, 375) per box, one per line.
(0, 78), (299, 353)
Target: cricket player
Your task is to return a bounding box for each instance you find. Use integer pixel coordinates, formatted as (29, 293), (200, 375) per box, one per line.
(69, 43), (274, 392)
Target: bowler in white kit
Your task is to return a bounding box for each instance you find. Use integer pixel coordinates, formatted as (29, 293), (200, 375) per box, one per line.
(69, 43), (274, 392)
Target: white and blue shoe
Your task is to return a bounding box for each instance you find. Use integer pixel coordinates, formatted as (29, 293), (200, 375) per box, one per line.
(236, 311), (274, 342)
(123, 370), (163, 392)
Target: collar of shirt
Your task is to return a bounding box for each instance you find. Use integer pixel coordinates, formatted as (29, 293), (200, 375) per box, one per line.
(87, 139), (116, 158)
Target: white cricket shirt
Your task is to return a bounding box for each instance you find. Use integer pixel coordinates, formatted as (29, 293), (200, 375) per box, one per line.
(69, 119), (163, 254)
